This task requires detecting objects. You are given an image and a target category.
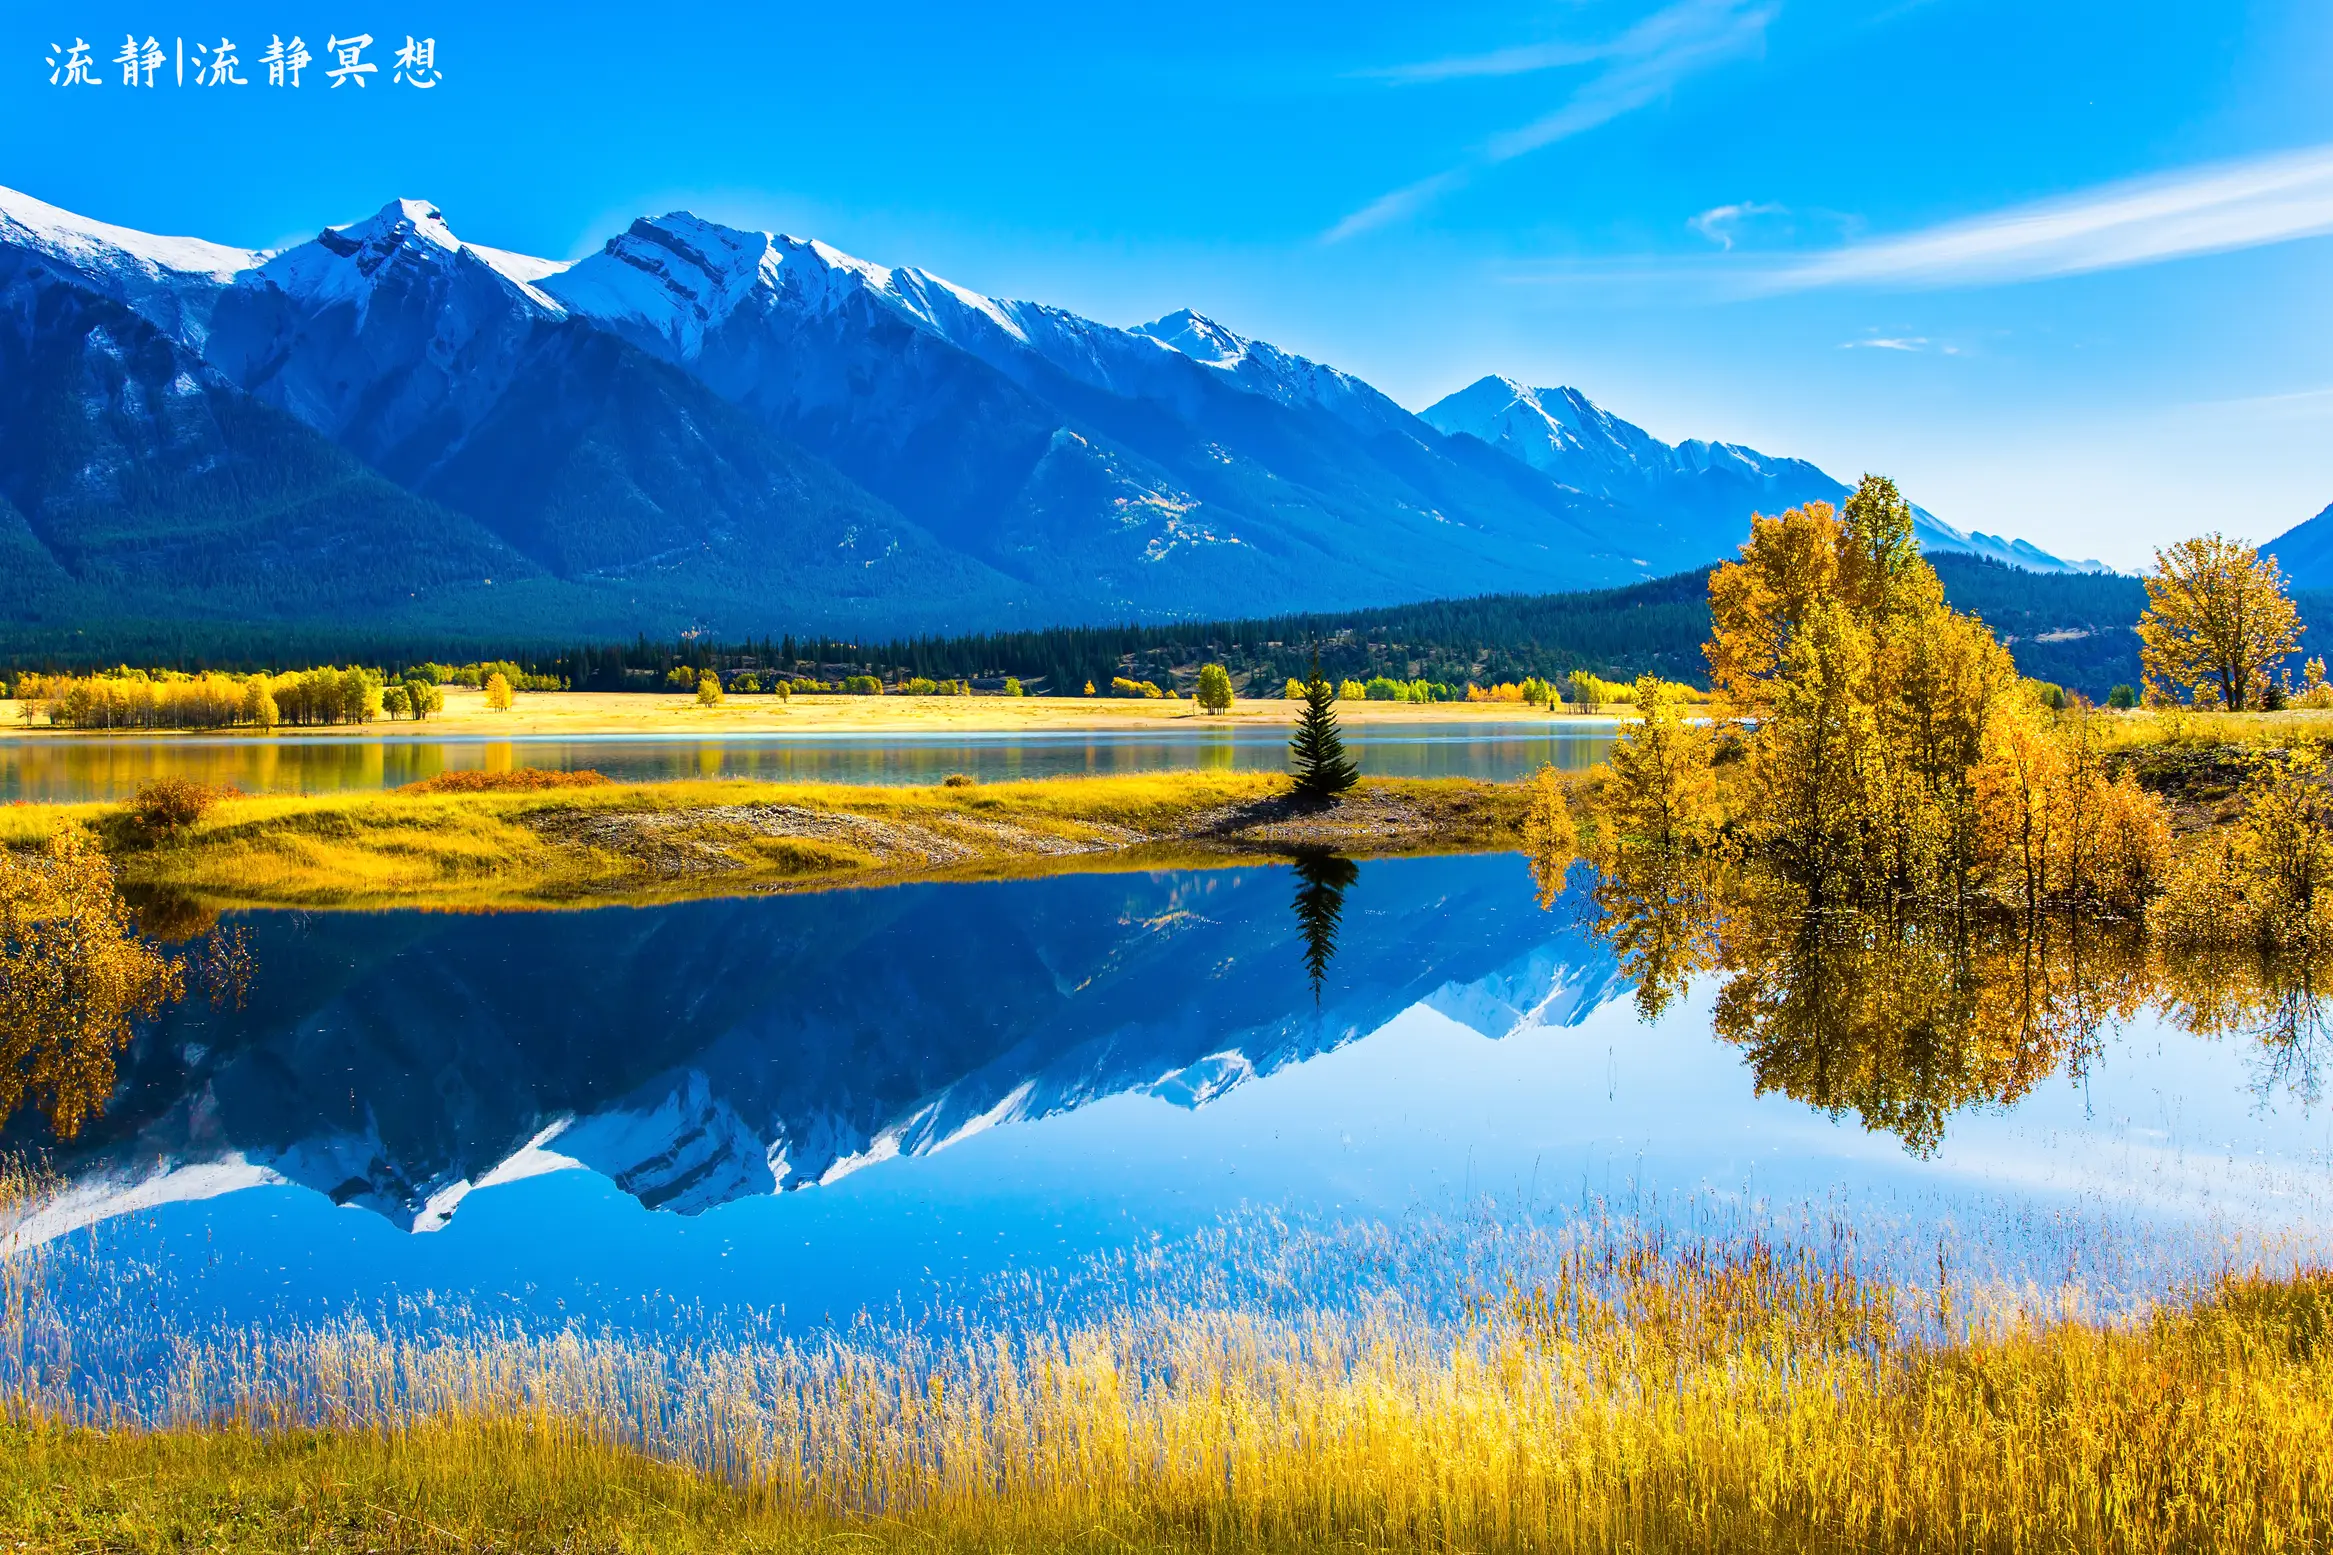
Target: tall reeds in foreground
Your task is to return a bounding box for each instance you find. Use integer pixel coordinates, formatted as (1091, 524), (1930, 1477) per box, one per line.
(4, 1193), (2331, 1552)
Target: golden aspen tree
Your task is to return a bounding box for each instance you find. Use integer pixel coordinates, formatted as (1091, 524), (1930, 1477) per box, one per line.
(2136, 534), (2301, 710)
(1597, 675), (1721, 857)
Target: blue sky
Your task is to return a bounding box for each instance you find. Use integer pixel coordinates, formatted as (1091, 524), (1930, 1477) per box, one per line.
(6, 0), (2329, 566)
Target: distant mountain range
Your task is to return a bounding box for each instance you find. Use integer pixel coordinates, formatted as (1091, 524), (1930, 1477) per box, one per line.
(8, 859), (1626, 1242)
(2265, 502), (2333, 590)
(1421, 379), (2103, 577)
(0, 185), (2098, 644)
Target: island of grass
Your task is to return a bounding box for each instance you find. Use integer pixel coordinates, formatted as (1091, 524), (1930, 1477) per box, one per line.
(0, 770), (1534, 912)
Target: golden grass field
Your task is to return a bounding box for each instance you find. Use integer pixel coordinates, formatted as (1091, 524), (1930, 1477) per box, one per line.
(4, 1215), (2329, 1554)
(0, 687), (1613, 740)
(0, 771), (1532, 911)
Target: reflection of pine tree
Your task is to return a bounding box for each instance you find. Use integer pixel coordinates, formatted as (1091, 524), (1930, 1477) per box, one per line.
(1290, 851), (1360, 1002)
(1289, 656), (1359, 801)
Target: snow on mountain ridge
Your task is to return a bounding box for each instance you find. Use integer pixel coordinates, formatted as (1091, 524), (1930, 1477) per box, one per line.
(547, 215), (1413, 438)
(545, 213), (1040, 357)
(0, 183), (260, 280)
(260, 198), (568, 316)
(1138, 308), (1246, 368)
(0, 182), (263, 348)
(1424, 375), (2106, 574)
(1133, 307), (1419, 435)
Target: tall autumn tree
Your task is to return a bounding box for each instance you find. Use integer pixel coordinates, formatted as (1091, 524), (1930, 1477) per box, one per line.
(1703, 475), (2029, 902)
(2137, 534), (2301, 710)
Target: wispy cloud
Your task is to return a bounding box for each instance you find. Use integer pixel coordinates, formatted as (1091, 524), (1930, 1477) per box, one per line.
(2191, 384), (2333, 420)
(1841, 335), (1928, 351)
(1688, 200), (1790, 250)
(1328, 0), (1778, 242)
(1765, 142), (2333, 290)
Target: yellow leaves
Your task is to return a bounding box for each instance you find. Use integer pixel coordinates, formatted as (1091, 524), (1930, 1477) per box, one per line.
(1696, 480), (2182, 913)
(1705, 499), (1842, 718)
(1595, 676), (1722, 861)
(1520, 765), (1578, 909)
(0, 826), (184, 1137)
(2137, 533), (2302, 710)
(2153, 751), (2333, 950)
(1970, 709), (2173, 913)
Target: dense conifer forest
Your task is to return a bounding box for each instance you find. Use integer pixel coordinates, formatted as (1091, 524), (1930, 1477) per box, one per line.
(7, 556), (2283, 702)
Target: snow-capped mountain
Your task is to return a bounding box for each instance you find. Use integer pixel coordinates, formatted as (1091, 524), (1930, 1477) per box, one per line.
(1424, 377), (2106, 575)
(0, 184), (257, 347)
(0, 184), (2098, 639)
(537, 210), (1634, 609)
(207, 199), (569, 467)
(12, 859), (1629, 1240)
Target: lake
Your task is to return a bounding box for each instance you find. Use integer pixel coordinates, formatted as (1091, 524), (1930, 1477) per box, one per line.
(13, 850), (2331, 1384)
(0, 720), (1614, 802)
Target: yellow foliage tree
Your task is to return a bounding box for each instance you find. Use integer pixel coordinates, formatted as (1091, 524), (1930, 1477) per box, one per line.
(2136, 534), (2301, 710)
(2155, 751), (2333, 949)
(1698, 474), (2167, 909)
(1596, 675), (1721, 857)
(484, 672), (514, 711)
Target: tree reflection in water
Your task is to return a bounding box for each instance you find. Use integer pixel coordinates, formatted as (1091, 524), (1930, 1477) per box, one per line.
(0, 832), (187, 1139)
(1574, 846), (2333, 1155)
(1288, 851), (1360, 1002)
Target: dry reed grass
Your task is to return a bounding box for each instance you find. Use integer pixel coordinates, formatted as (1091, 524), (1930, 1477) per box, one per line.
(2, 1181), (2328, 1553)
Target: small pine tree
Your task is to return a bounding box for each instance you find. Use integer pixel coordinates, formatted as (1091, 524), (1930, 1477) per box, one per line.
(1289, 659), (1360, 801)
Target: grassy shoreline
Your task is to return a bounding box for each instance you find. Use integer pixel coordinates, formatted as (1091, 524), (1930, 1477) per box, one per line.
(2, 772), (1532, 911)
(5, 1255), (2328, 1554)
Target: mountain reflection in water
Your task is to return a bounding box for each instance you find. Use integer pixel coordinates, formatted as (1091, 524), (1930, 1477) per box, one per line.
(19, 856), (1622, 1233)
(11, 852), (2332, 1246)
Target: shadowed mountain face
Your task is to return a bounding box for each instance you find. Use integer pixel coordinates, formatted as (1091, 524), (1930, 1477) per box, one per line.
(2265, 502), (2333, 590)
(0, 253), (536, 627)
(0, 186), (2089, 641)
(19, 857), (1626, 1236)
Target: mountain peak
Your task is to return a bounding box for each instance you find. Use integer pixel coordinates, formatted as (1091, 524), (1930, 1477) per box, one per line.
(341, 197), (462, 253)
(1134, 309), (1249, 367)
(548, 214), (1044, 358)
(257, 196), (567, 314)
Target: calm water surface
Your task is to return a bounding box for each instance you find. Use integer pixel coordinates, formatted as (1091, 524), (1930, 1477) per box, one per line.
(0, 721), (1614, 802)
(15, 854), (2332, 1344)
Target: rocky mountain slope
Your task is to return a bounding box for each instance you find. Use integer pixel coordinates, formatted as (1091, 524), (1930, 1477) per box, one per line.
(0, 184), (2091, 643)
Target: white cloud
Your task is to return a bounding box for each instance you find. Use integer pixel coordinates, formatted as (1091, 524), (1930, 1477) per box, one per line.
(1329, 0), (1778, 242)
(1689, 200), (1791, 250)
(1841, 335), (1928, 351)
(1765, 142), (2333, 291)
